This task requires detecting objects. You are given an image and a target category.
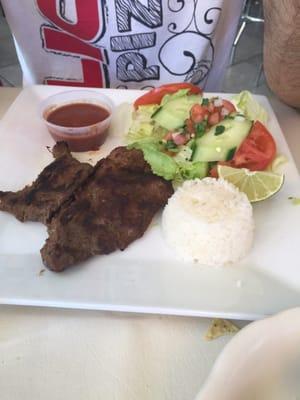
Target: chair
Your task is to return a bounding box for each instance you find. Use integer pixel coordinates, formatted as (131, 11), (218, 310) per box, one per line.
(0, 1), (5, 17)
(230, 0), (264, 87)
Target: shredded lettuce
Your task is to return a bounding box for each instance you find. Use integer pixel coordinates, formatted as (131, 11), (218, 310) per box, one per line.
(231, 90), (268, 124)
(126, 104), (166, 144)
(161, 88), (192, 106)
(177, 160), (208, 180)
(126, 92), (195, 144)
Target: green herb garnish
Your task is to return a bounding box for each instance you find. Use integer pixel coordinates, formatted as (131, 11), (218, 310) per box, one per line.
(215, 125), (225, 136)
(202, 98), (209, 106)
(165, 140), (177, 150)
(196, 122), (206, 138)
(189, 139), (197, 159)
(208, 161), (217, 169)
(226, 147), (237, 161)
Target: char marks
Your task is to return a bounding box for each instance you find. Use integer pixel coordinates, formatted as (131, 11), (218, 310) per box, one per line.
(0, 142), (93, 224)
(0, 143), (173, 272)
(41, 147), (173, 271)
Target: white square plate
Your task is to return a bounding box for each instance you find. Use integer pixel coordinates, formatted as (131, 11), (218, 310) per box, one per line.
(0, 85), (300, 320)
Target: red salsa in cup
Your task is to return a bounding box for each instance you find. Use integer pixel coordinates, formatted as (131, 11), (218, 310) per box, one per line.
(41, 92), (114, 152)
(45, 102), (111, 152)
(46, 103), (110, 128)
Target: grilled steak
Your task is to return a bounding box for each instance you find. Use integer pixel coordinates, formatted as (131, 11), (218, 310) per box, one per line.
(41, 147), (174, 272)
(0, 142), (93, 224)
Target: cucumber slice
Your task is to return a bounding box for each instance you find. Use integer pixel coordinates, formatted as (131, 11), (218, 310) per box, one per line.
(192, 119), (252, 162)
(153, 94), (201, 130)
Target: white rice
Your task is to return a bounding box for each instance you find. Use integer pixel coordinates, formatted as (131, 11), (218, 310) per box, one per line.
(162, 178), (254, 267)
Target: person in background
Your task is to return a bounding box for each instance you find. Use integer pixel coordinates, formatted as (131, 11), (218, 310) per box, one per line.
(1, 0), (243, 91)
(263, 0), (300, 108)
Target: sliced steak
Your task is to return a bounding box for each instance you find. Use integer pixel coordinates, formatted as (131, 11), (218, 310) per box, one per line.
(41, 147), (174, 272)
(0, 142), (93, 224)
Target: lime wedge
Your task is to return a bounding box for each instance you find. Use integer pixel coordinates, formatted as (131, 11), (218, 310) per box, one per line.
(217, 165), (284, 202)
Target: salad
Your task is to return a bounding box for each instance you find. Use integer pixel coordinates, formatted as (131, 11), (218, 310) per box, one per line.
(127, 83), (278, 190)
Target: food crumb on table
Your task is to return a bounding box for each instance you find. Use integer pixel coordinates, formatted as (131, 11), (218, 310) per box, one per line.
(288, 196), (300, 205)
(204, 318), (240, 341)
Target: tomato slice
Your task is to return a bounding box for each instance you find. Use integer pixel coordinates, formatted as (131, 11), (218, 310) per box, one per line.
(207, 101), (215, 113)
(222, 99), (236, 113)
(232, 121), (276, 170)
(190, 104), (209, 123)
(210, 121), (276, 177)
(208, 111), (220, 126)
(185, 118), (195, 134)
(209, 165), (219, 178)
(133, 83), (202, 109)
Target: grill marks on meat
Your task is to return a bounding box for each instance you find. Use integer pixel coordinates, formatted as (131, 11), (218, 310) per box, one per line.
(41, 147), (174, 272)
(0, 144), (173, 272)
(0, 142), (93, 224)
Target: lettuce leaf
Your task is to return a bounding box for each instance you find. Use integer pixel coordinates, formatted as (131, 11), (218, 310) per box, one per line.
(126, 104), (166, 144)
(177, 160), (208, 180)
(126, 90), (208, 182)
(231, 91), (268, 123)
(129, 141), (178, 180)
(129, 141), (208, 182)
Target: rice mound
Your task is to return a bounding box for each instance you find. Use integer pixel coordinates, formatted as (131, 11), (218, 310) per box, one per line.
(162, 178), (254, 266)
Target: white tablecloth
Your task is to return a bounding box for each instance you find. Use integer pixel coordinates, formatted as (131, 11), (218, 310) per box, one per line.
(0, 88), (299, 400)
(0, 307), (237, 400)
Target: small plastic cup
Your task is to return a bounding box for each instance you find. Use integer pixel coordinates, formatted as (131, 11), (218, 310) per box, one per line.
(39, 90), (114, 152)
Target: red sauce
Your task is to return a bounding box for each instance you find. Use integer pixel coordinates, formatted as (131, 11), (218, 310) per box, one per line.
(46, 103), (110, 127)
(45, 102), (111, 152)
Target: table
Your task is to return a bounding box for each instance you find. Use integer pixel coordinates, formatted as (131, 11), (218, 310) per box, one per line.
(0, 87), (299, 400)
